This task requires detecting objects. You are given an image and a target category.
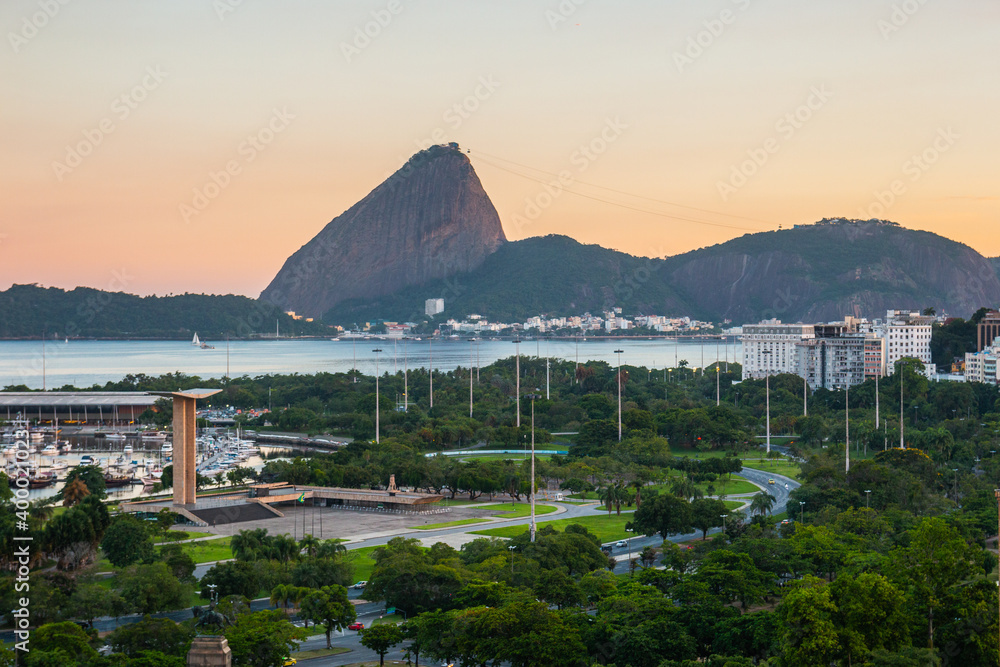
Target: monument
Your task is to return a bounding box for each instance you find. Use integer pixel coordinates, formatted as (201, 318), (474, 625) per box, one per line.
(149, 389), (221, 506)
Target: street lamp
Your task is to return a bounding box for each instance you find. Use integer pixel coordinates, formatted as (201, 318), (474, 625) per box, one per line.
(372, 348), (382, 444)
(207, 583), (218, 605)
(716, 365), (720, 407)
(845, 382), (850, 474)
(614, 349), (624, 441)
(429, 339), (434, 409)
(952, 468), (959, 501)
(625, 528), (634, 576)
(762, 350), (772, 454)
(799, 501), (805, 523)
(526, 391), (542, 543)
(508, 545), (516, 575)
(721, 513), (728, 533)
(469, 340), (474, 418)
(513, 338), (522, 428)
(864, 489), (871, 509)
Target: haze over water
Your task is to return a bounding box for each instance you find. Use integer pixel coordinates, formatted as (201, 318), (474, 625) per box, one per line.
(0, 338), (740, 390)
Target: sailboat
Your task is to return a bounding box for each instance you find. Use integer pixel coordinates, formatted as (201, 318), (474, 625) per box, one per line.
(192, 333), (201, 346)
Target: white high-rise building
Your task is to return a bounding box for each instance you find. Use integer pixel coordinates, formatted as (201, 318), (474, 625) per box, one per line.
(424, 298), (444, 317)
(741, 320), (815, 379)
(878, 310), (934, 375)
(965, 338), (1000, 385)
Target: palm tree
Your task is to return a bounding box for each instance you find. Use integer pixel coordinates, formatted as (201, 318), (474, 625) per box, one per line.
(749, 491), (776, 518)
(270, 583), (292, 613)
(269, 533), (301, 564)
(316, 539), (347, 560)
(299, 534), (320, 558)
(598, 486), (614, 515)
(231, 528), (269, 561)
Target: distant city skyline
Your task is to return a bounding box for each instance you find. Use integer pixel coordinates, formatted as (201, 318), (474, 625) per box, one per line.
(2, 0), (998, 297)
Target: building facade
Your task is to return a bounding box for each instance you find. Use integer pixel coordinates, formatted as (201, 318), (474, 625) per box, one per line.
(741, 321), (815, 379)
(965, 338), (1000, 385)
(879, 311), (934, 375)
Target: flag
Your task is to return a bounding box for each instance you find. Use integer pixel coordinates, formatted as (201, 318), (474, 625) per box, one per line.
(297, 492), (305, 503)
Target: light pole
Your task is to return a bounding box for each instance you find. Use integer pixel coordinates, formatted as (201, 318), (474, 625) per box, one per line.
(469, 340), (474, 418)
(716, 365), (720, 406)
(429, 339), (433, 409)
(952, 468), (959, 501)
(373, 348), (382, 444)
(799, 501), (805, 524)
(527, 392), (542, 543)
(865, 489), (871, 509)
(513, 338), (521, 428)
(403, 337), (408, 412)
(508, 545), (516, 575)
(721, 513), (728, 533)
(845, 382), (850, 474)
(762, 350), (772, 454)
(614, 349), (624, 442)
(875, 372), (880, 429)
(803, 372), (808, 417)
(900, 368), (905, 449)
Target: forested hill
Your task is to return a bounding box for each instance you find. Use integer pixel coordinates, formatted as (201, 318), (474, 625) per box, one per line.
(0, 284), (331, 339)
(322, 234), (688, 325)
(324, 220), (1000, 326)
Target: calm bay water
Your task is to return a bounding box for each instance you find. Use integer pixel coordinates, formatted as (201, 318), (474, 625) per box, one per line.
(0, 337), (741, 390)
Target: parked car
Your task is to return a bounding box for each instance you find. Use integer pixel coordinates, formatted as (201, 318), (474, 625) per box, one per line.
(348, 622), (365, 631)
(353, 581), (367, 589)
(614, 540), (628, 548)
(282, 658), (297, 666)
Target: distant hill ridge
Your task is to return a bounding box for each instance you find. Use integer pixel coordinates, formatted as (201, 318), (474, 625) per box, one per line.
(325, 218), (1000, 325)
(0, 284), (328, 339)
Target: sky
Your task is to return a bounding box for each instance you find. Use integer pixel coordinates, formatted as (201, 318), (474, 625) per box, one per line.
(2, 0), (998, 298)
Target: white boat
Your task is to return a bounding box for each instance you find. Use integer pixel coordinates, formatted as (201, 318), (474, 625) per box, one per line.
(161, 442), (173, 454)
(103, 432), (126, 441)
(41, 445), (58, 456)
(192, 333), (201, 346)
(50, 460), (68, 471)
(123, 445), (134, 456)
(59, 442), (72, 454)
(80, 455), (95, 465)
(141, 431), (167, 441)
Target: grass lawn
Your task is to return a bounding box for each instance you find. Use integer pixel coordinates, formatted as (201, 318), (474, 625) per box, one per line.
(650, 477), (760, 496)
(292, 647), (351, 660)
(741, 459), (802, 481)
(724, 500), (746, 510)
(372, 613), (405, 625)
(471, 513), (636, 543)
(413, 518), (489, 530)
(345, 546), (380, 582)
(413, 503), (557, 530)
(158, 531), (212, 544)
(174, 536), (233, 564)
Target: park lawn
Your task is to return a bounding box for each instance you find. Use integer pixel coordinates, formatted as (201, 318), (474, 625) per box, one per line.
(459, 454), (556, 462)
(159, 530), (212, 543)
(413, 518), (489, 530)
(345, 546), (381, 582)
(724, 500), (746, 510)
(651, 476), (760, 496)
(741, 459), (803, 481)
(171, 536), (233, 564)
(372, 613), (405, 625)
(471, 513), (635, 543)
(483, 502), (558, 518)
(292, 647), (351, 660)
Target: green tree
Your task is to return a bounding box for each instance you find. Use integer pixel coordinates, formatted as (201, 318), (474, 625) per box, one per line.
(223, 610), (306, 667)
(300, 585), (356, 649)
(115, 562), (193, 615)
(24, 621), (99, 666)
(690, 497), (728, 540)
(105, 615), (195, 658)
(628, 492), (693, 540)
(58, 465), (106, 501)
(101, 516), (155, 568)
(776, 576), (841, 666)
(360, 623), (405, 667)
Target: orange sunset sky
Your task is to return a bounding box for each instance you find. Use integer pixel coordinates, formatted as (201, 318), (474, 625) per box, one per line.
(2, 0), (998, 298)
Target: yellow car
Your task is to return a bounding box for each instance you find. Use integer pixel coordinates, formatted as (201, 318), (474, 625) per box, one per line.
(282, 658), (296, 666)
(768, 479), (775, 485)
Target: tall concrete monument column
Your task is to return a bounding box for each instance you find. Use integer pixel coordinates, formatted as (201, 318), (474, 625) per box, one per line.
(150, 389), (221, 507)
